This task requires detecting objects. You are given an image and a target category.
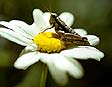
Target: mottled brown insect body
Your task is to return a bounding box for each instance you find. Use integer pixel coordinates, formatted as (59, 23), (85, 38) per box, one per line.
(49, 14), (79, 35)
(44, 13), (90, 46)
(58, 32), (90, 46)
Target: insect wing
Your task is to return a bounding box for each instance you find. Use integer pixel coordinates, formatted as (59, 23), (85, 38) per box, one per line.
(62, 33), (90, 46)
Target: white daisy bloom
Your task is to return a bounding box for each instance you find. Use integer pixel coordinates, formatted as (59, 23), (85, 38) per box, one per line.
(0, 9), (104, 85)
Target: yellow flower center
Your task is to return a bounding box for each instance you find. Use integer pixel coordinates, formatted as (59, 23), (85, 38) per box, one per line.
(33, 32), (66, 53)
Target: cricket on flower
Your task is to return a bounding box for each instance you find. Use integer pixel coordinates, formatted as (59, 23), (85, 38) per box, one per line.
(0, 9), (104, 85)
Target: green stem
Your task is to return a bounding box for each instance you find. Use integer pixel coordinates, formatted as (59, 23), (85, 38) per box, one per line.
(39, 63), (48, 87)
(15, 62), (48, 87)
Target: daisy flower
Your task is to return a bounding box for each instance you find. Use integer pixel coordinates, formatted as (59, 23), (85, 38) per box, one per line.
(0, 9), (104, 85)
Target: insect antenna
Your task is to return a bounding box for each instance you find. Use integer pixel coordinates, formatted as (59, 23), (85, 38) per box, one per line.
(42, 0), (52, 13)
(49, 0), (53, 13)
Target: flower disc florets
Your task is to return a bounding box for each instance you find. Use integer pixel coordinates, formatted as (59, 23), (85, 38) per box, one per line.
(33, 32), (66, 53)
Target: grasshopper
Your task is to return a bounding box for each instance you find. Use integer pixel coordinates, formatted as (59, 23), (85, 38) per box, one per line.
(43, 13), (90, 46)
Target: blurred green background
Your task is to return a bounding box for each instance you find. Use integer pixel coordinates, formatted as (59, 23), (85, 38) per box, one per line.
(0, 0), (112, 87)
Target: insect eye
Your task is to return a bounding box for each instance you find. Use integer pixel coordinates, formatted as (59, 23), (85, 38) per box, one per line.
(82, 37), (87, 41)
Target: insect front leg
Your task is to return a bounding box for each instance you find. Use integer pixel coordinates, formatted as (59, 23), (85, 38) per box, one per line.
(41, 24), (54, 33)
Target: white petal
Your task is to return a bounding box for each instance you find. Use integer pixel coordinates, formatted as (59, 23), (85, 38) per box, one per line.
(39, 53), (56, 64)
(0, 21), (33, 39)
(41, 12), (56, 33)
(19, 44), (37, 56)
(61, 46), (104, 61)
(47, 62), (68, 85)
(52, 54), (84, 79)
(14, 52), (40, 70)
(0, 28), (33, 46)
(42, 12), (57, 26)
(67, 58), (84, 78)
(39, 53), (68, 85)
(30, 23), (41, 36)
(74, 29), (87, 36)
(33, 9), (47, 30)
(59, 12), (74, 27)
(86, 35), (100, 46)
(9, 20), (34, 38)
(42, 12), (51, 26)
